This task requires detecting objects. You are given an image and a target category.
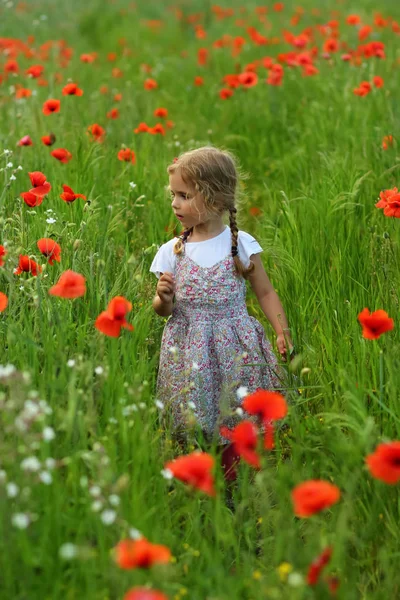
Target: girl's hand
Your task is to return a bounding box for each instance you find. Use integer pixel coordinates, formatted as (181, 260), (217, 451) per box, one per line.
(276, 333), (294, 362)
(157, 272), (176, 304)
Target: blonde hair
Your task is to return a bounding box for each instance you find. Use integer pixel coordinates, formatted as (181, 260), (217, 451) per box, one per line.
(167, 146), (255, 279)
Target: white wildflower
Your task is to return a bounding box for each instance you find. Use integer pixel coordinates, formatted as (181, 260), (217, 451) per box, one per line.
(94, 366), (104, 375)
(12, 513), (30, 529)
(235, 407), (244, 417)
(89, 485), (101, 498)
(45, 458), (56, 470)
(109, 494), (120, 507)
(155, 400), (164, 409)
(43, 426), (55, 441)
(59, 543), (78, 560)
(161, 468), (173, 480)
(91, 500), (103, 512)
(39, 471), (52, 485)
(236, 386), (249, 400)
(67, 359), (75, 367)
(288, 573), (304, 587)
(6, 162), (13, 168)
(129, 528), (143, 540)
(21, 456), (41, 472)
(0, 364), (16, 378)
(129, 181), (137, 189)
(100, 509), (116, 525)
(46, 217), (57, 224)
(6, 482), (19, 498)
(9, 174), (16, 181)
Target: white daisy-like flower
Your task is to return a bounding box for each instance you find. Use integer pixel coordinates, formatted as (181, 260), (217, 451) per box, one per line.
(161, 468), (174, 480)
(46, 217), (57, 224)
(21, 456), (41, 472)
(89, 485), (101, 498)
(129, 181), (137, 189)
(6, 482), (19, 498)
(129, 528), (143, 540)
(9, 174), (16, 181)
(100, 509), (116, 525)
(67, 359), (75, 367)
(12, 513), (30, 529)
(42, 426), (55, 441)
(236, 386), (249, 400)
(39, 471), (52, 485)
(59, 543), (78, 560)
(94, 366), (104, 375)
(108, 494), (120, 507)
(6, 162), (13, 168)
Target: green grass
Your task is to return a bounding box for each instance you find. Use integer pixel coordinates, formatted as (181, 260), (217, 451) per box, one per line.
(1, 0), (400, 598)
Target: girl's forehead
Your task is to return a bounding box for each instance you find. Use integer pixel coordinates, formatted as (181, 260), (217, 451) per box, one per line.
(169, 170), (194, 192)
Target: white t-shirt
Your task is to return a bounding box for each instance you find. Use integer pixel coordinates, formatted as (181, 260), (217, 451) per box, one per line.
(149, 225), (263, 279)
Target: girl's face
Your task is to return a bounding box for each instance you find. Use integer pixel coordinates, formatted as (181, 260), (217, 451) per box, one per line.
(169, 170), (209, 227)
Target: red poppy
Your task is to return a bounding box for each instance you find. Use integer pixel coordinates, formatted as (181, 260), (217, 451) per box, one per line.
(148, 123), (165, 135)
(87, 123), (106, 142)
(95, 296), (134, 337)
(243, 389), (287, 449)
(80, 53), (97, 63)
(164, 451), (216, 496)
(346, 15), (361, 25)
(0, 245), (7, 267)
(17, 135), (33, 146)
(323, 38), (339, 53)
(114, 538), (171, 570)
(37, 238), (61, 265)
(134, 122), (149, 133)
(291, 480), (341, 517)
(220, 421), (261, 468)
(197, 48), (208, 66)
(0, 292), (7, 312)
(20, 192), (44, 207)
(123, 588), (168, 600)
(357, 308), (394, 339)
(219, 88), (234, 99)
(49, 270), (86, 298)
(25, 64), (44, 78)
(117, 149), (136, 163)
(60, 185), (87, 203)
(307, 547), (333, 585)
(15, 255), (42, 277)
(194, 76), (204, 86)
(249, 207), (262, 217)
(144, 79), (158, 90)
(382, 135), (394, 150)
(42, 99), (60, 115)
(28, 171), (51, 196)
(5, 59), (19, 73)
(373, 75), (384, 88)
(153, 107), (168, 118)
(41, 133), (56, 146)
(366, 441), (400, 484)
(107, 108), (119, 119)
(16, 88), (32, 99)
(238, 71), (258, 87)
(62, 82), (83, 96)
(50, 148), (73, 163)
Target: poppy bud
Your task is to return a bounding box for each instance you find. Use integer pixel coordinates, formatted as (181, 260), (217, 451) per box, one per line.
(73, 239), (82, 250)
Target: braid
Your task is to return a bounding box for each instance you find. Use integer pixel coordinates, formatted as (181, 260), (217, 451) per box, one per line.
(173, 226), (194, 255)
(228, 207), (239, 258)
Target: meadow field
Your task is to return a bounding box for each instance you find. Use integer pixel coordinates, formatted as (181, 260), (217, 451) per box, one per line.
(1, 0), (400, 598)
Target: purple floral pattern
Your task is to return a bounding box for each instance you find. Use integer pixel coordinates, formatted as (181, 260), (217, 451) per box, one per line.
(155, 246), (287, 444)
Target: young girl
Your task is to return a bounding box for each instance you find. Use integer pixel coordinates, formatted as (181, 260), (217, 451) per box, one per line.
(150, 146), (293, 484)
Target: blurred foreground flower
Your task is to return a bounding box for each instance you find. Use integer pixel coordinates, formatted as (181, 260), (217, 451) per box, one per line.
(366, 441), (400, 484)
(242, 389), (287, 449)
(220, 421), (260, 468)
(49, 270), (86, 298)
(164, 451), (216, 496)
(291, 480), (341, 517)
(114, 537), (171, 569)
(124, 588), (169, 600)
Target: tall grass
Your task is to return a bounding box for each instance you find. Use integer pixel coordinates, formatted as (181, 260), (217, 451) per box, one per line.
(0, 0), (400, 598)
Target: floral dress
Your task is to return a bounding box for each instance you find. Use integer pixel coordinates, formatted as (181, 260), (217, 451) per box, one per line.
(154, 242), (287, 445)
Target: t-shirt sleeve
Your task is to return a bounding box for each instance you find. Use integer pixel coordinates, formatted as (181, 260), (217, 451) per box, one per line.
(238, 231), (263, 267)
(149, 240), (177, 279)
